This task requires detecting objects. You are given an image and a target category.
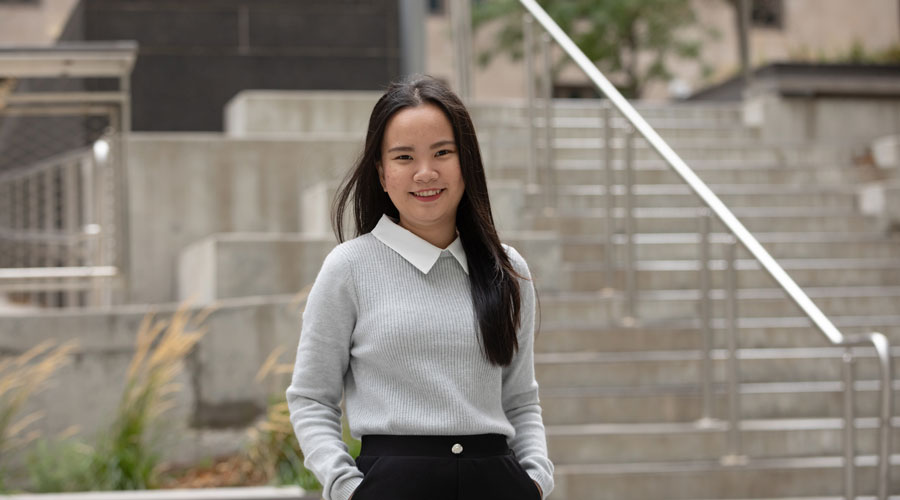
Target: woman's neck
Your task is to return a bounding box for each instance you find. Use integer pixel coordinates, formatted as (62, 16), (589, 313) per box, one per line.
(399, 219), (457, 249)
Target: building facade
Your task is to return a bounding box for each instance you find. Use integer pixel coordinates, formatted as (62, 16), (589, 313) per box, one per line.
(425, 0), (900, 100)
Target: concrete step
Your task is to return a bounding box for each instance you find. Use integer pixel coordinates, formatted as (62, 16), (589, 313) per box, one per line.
(490, 163), (856, 185)
(533, 324), (900, 353)
(476, 114), (756, 139)
(536, 184), (858, 210)
(538, 287), (900, 322)
(534, 347), (900, 387)
(529, 210), (880, 235)
(547, 114), (758, 138)
(539, 380), (900, 425)
(555, 233), (900, 262)
(472, 100), (745, 123)
(552, 137), (850, 161)
(541, 141), (852, 165)
(551, 456), (900, 500)
(546, 418), (900, 464)
(490, 156), (846, 173)
(561, 258), (900, 291)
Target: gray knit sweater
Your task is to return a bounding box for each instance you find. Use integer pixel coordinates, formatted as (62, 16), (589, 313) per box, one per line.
(286, 217), (554, 500)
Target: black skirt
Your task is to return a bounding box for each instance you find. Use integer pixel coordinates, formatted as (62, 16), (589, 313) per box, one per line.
(350, 434), (542, 500)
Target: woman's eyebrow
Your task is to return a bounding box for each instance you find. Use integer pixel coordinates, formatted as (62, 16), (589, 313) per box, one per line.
(430, 140), (455, 149)
(386, 145), (414, 153)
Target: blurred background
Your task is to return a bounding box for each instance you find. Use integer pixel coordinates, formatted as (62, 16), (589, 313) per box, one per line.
(0, 1), (898, 499)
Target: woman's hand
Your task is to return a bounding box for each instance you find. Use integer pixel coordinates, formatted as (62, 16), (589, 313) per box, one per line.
(534, 480), (543, 498)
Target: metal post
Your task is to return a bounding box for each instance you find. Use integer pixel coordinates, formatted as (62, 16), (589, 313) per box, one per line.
(13, 178), (22, 271)
(624, 125), (636, 325)
(97, 136), (113, 308)
(722, 237), (746, 465)
(116, 76), (132, 305)
(28, 175), (39, 305)
(43, 168), (57, 307)
(698, 209), (714, 425)
(540, 32), (555, 213)
(0, 182), (8, 268)
(63, 160), (80, 307)
(81, 155), (98, 307)
(450, 0), (472, 101)
(523, 14), (538, 188)
(872, 332), (893, 500)
(399, 0), (427, 76)
(603, 103), (615, 293)
(737, 0), (752, 86)
(842, 348), (856, 500)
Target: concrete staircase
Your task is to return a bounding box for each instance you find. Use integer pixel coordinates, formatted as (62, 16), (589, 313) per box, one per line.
(475, 100), (900, 499)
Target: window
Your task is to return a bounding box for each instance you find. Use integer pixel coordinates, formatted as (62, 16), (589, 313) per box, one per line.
(428, 0), (444, 15)
(751, 0), (783, 29)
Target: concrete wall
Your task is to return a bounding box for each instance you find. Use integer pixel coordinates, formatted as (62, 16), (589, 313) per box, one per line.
(0, 295), (304, 465)
(125, 133), (361, 305)
(0, 0), (80, 45)
(225, 90), (379, 138)
(127, 92), (535, 306)
(744, 94), (900, 144)
(174, 228), (560, 310)
(178, 234), (335, 303)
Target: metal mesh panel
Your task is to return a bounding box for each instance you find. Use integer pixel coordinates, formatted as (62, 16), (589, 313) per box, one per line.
(0, 74), (125, 307)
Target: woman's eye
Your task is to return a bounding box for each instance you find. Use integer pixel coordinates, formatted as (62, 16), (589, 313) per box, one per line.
(435, 149), (454, 157)
(394, 154), (413, 161)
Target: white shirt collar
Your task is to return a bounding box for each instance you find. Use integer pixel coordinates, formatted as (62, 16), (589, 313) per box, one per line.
(371, 214), (469, 275)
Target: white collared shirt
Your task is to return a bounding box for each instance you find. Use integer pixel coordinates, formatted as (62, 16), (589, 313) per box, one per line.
(370, 214), (469, 275)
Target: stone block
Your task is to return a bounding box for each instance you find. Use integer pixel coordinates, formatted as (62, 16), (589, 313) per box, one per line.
(872, 134), (899, 169)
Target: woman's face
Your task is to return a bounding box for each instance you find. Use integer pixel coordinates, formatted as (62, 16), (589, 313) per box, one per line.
(378, 103), (465, 247)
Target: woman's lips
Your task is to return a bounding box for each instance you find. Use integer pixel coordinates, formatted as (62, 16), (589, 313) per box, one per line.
(411, 188), (444, 201)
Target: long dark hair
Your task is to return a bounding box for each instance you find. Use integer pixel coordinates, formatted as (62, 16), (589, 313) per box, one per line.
(332, 75), (524, 367)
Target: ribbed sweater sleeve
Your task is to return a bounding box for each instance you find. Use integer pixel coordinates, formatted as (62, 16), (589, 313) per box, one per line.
(286, 246), (363, 500)
(502, 245), (555, 497)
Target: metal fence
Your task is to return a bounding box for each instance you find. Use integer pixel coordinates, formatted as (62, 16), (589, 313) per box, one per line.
(0, 42), (136, 308)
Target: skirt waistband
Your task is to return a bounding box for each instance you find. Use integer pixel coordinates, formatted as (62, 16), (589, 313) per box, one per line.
(359, 434), (510, 458)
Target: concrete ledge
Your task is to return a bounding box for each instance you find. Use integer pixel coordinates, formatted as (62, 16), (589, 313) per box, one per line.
(872, 135), (899, 169)
(0, 294), (307, 465)
(179, 234), (336, 303)
(125, 133), (360, 305)
(2, 486), (311, 500)
(858, 178), (900, 233)
(224, 90), (380, 137)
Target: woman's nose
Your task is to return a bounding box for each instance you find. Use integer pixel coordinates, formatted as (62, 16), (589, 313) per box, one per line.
(413, 162), (439, 182)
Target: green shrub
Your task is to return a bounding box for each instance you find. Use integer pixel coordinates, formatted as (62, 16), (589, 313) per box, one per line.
(20, 303), (210, 492)
(26, 439), (95, 492)
(0, 341), (77, 491)
(251, 340), (360, 491)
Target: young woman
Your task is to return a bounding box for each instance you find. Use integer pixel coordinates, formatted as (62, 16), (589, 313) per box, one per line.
(286, 75), (554, 500)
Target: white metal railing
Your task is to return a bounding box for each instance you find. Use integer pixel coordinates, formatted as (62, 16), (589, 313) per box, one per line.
(476, 1), (894, 498)
(0, 139), (120, 306)
(0, 43), (135, 308)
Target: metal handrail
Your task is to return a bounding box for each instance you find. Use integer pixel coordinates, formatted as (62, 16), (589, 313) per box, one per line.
(515, 0), (894, 498)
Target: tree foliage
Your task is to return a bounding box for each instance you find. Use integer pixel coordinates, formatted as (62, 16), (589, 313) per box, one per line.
(473, 0), (713, 98)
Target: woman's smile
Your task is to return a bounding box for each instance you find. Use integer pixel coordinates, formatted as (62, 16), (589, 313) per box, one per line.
(411, 188), (445, 201)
